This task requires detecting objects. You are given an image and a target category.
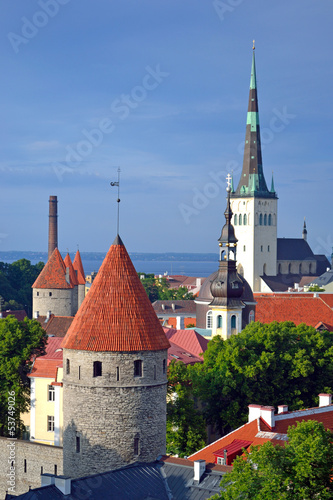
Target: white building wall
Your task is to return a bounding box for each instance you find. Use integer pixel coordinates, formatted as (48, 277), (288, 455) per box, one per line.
(231, 197), (277, 292)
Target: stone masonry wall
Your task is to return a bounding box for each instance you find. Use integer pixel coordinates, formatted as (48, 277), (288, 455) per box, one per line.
(63, 348), (168, 478)
(0, 438), (63, 499)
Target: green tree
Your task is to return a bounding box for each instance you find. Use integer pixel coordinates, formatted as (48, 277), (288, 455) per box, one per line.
(167, 360), (206, 457)
(190, 322), (333, 435)
(211, 420), (333, 500)
(0, 315), (47, 437)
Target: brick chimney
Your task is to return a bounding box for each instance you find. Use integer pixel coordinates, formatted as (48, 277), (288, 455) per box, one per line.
(48, 196), (58, 260)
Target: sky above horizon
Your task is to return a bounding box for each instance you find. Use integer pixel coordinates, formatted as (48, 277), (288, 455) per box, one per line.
(1, 1), (332, 256)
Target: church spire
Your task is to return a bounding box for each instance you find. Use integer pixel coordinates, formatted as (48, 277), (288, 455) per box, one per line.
(232, 45), (276, 199)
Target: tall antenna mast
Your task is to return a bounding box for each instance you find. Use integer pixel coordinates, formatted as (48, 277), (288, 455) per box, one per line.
(110, 168), (121, 235)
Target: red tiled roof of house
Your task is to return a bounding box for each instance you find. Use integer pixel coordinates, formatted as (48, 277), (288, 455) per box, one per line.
(73, 250), (86, 285)
(29, 358), (63, 379)
(164, 328), (208, 359)
(62, 235), (170, 352)
(64, 253), (78, 286)
(37, 315), (74, 337)
(254, 293), (333, 331)
(32, 248), (72, 289)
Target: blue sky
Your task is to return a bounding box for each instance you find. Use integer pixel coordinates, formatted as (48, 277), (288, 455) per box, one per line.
(1, 0), (332, 255)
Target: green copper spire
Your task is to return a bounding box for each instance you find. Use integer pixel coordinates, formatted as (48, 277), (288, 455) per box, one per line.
(232, 45), (277, 199)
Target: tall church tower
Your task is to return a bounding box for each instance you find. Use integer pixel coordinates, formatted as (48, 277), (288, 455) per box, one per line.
(230, 45), (278, 291)
(61, 234), (170, 479)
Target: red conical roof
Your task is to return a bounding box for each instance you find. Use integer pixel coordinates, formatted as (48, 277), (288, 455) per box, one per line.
(62, 236), (170, 352)
(73, 250), (86, 285)
(32, 248), (72, 289)
(64, 253), (78, 286)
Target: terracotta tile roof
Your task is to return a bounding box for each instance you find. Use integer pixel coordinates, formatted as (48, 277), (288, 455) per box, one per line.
(64, 253), (78, 286)
(62, 235), (170, 352)
(1, 310), (27, 321)
(73, 250), (86, 285)
(168, 341), (203, 365)
(254, 293), (333, 331)
(29, 358), (63, 379)
(32, 248), (72, 289)
(37, 315), (74, 337)
(164, 328), (208, 359)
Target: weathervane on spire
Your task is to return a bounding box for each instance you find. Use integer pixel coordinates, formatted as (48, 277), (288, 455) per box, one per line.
(110, 168), (121, 235)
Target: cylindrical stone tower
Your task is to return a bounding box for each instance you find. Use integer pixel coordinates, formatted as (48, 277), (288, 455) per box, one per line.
(48, 196), (58, 259)
(61, 235), (170, 479)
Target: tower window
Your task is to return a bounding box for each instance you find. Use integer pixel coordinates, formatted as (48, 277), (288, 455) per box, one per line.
(238, 214), (242, 226)
(134, 437), (139, 456)
(47, 416), (55, 432)
(268, 214), (272, 226)
(163, 359), (166, 374)
(48, 385), (55, 402)
(134, 360), (142, 377)
(66, 359), (70, 375)
(206, 310), (213, 329)
(243, 214), (247, 225)
(217, 315), (222, 328)
(259, 214), (263, 225)
(93, 361), (102, 377)
(249, 310), (255, 323)
(264, 214), (267, 226)
(76, 435), (81, 453)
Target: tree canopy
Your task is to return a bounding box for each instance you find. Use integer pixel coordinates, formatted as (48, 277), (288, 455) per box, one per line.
(189, 321), (333, 435)
(0, 315), (47, 437)
(0, 259), (44, 317)
(212, 420), (333, 500)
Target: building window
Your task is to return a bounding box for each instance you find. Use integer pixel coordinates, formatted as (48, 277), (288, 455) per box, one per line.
(47, 416), (55, 432)
(234, 214), (237, 225)
(268, 214), (272, 226)
(154, 365), (156, 380)
(134, 360), (142, 377)
(243, 214), (247, 225)
(206, 310), (213, 329)
(76, 435), (81, 453)
(259, 214), (263, 225)
(249, 310), (255, 323)
(93, 361), (102, 377)
(239, 214), (242, 226)
(264, 214), (267, 226)
(66, 359), (70, 375)
(231, 315), (236, 329)
(134, 437), (139, 456)
(24, 459), (27, 473)
(217, 315), (222, 328)
(48, 385), (55, 402)
(116, 366), (120, 381)
(163, 359), (166, 374)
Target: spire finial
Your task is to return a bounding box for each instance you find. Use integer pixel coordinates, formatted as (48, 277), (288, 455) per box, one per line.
(253, 39), (255, 50)
(110, 168), (121, 235)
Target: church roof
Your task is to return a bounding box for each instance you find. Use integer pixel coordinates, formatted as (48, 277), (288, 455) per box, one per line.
(232, 47), (276, 199)
(73, 250), (86, 285)
(64, 253), (78, 286)
(62, 235), (170, 352)
(32, 248), (72, 289)
(277, 238), (316, 261)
